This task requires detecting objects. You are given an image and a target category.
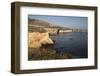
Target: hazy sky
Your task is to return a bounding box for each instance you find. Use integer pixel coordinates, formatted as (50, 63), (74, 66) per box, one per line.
(28, 15), (88, 30)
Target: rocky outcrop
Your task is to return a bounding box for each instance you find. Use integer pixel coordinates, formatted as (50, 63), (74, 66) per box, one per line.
(28, 32), (54, 48)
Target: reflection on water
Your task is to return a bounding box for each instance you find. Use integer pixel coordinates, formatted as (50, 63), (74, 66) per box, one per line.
(50, 32), (88, 58)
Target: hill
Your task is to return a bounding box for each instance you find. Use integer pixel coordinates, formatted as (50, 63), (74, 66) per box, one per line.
(28, 19), (51, 28)
(28, 19), (72, 30)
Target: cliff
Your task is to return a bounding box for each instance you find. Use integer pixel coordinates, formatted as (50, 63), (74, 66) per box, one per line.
(28, 32), (54, 48)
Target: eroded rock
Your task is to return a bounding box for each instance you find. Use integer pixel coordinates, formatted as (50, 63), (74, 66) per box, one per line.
(28, 32), (54, 48)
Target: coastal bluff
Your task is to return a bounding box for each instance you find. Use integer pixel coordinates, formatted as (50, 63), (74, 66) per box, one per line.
(28, 19), (72, 48)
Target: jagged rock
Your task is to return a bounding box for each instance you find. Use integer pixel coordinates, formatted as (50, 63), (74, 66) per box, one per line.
(28, 32), (54, 48)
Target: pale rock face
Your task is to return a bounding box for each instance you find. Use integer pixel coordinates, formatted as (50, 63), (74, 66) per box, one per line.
(28, 32), (54, 48)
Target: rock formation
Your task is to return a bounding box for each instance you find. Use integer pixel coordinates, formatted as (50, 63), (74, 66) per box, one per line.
(28, 32), (54, 48)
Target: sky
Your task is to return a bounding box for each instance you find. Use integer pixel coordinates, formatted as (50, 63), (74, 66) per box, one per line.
(28, 15), (88, 30)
